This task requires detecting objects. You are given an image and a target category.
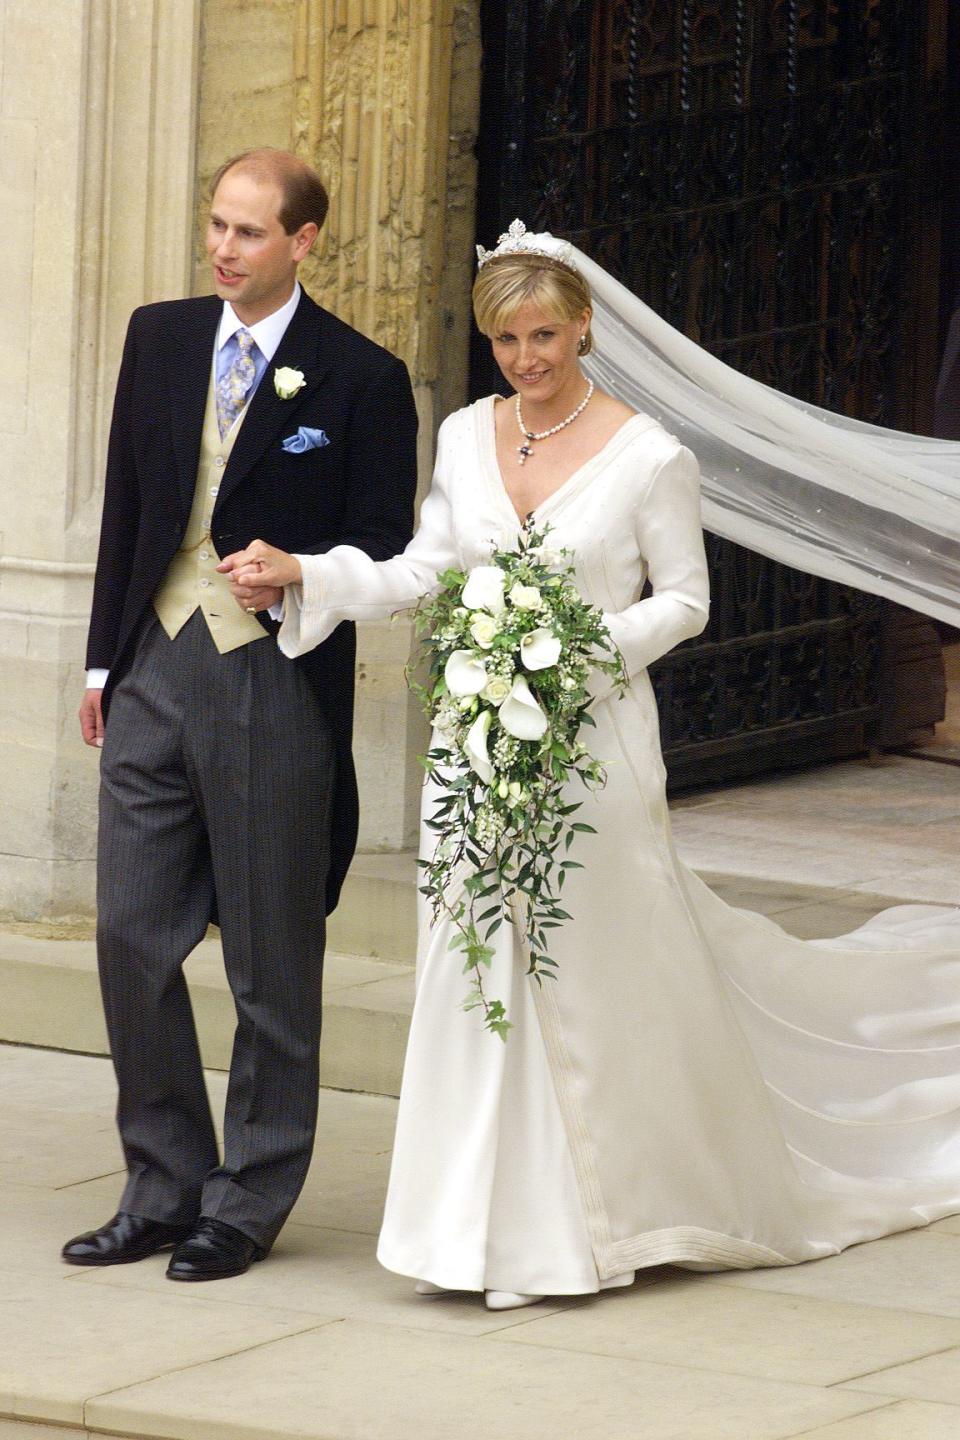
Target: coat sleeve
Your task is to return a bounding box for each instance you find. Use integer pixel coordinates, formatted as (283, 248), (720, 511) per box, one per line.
(600, 443), (709, 685)
(85, 312), (142, 670)
(278, 413), (460, 658)
(298, 353), (418, 563)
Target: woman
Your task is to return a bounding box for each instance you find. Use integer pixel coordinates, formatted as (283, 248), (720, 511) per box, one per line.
(221, 226), (960, 1310)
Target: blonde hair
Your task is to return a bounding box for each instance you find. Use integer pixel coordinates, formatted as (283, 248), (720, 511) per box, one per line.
(472, 253), (594, 355)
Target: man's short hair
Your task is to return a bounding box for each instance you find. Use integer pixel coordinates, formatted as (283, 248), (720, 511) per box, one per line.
(210, 149), (329, 235)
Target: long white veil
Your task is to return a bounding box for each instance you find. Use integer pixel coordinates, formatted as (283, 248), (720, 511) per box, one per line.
(573, 245), (960, 628)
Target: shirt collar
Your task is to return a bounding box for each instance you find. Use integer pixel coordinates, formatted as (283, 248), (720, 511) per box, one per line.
(216, 280), (302, 362)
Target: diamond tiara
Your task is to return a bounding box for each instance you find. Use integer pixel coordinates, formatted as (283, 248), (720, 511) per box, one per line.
(476, 219), (579, 272)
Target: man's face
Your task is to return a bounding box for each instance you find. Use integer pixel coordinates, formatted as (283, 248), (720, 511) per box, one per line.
(206, 170), (316, 325)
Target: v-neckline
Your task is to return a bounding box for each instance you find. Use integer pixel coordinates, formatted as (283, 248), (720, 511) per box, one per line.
(479, 394), (655, 527)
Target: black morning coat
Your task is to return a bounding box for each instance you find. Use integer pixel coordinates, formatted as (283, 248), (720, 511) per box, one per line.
(86, 288), (419, 915)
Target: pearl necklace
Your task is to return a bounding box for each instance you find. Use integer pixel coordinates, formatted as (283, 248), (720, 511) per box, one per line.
(515, 380), (595, 465)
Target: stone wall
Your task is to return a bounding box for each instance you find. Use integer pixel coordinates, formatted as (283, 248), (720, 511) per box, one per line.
(0, 0), (200, 919)
(0, 0), (480, 917)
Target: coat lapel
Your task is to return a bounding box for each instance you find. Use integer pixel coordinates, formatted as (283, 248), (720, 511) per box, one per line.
(215, 292), (332, 511)
(167, 296), (223, 517)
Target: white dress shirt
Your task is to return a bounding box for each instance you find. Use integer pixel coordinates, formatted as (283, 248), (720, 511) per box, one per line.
(86, 283), (302, 689)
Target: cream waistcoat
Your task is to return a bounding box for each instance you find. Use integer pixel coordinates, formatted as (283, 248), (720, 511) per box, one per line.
(153, 366), (266, 653)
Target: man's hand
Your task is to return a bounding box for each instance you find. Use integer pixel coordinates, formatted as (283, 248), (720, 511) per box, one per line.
(231, 584), (284, 614)
(79, 689), (105, 748)
(217, 540), (301, 613)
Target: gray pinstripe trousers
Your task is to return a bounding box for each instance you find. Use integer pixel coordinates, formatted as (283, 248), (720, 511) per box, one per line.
(96, 611), (335, 1251)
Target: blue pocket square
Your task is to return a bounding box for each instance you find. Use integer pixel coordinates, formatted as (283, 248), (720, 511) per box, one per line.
(282, 427), (331, 453)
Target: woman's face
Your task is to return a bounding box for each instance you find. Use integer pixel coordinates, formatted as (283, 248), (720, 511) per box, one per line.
(489, 300), (589, 406)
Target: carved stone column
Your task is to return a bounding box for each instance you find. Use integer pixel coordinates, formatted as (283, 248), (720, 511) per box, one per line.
(289, 0), (480, 851)
(0, 0), (201, 918)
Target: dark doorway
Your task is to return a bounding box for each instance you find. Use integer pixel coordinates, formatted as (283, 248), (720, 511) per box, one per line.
(473, 1), (950, 787)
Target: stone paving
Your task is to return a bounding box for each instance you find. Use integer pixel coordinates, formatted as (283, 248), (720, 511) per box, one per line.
(4, 1010), (960, 1437)
(3, 666), (959, 1439)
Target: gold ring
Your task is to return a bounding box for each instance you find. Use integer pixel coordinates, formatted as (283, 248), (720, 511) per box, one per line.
(245, 606), (257, 613)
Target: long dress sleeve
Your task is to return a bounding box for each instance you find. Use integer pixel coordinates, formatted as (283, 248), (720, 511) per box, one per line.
(278, 415), (460, 658)
(601, 442), (709, 683)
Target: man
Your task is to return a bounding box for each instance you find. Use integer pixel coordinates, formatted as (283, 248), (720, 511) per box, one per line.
(64, 149), (417, 1280)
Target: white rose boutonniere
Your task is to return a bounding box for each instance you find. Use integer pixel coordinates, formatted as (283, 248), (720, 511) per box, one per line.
(274, 366), (306, 400)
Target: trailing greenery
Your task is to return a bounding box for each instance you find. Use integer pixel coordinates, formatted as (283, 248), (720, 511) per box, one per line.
(410, 524), (626, 1040)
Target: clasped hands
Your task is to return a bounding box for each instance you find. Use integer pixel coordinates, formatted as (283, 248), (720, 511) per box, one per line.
(216, 541), (302, 613)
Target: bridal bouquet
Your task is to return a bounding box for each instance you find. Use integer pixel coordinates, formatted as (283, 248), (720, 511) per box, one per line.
(411, 525), (627, 1040)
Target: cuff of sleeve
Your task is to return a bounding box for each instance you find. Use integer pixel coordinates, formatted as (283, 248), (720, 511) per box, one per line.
(267, 600), (284, 621)
(276, 582), (304, 658)
(296, 553), (326, 611)
(86, 668), (109, 690)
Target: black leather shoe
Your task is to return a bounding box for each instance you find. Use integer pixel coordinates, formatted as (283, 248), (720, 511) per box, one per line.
(62, 1212), (194, 1266)
(166, 1218), (264, 1281)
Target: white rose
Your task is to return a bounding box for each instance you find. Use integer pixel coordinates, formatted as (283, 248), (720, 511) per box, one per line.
(520, 627), (561, 672)
(273, 365), (306, 399)
(499, 674), (548, 740)
(464, 709), (494, 784)
(481, 674), (512, 706)
(434, 703), (459, 740)
(508, 582), (542, 610)
(527, 544), (562, 568)
(462, 565), (506, 613)
(469, 612), (500, 649)
(444, 650), (488, 697)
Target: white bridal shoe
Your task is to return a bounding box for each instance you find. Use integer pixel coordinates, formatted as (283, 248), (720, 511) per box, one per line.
(601, 1271), (635, 1290)
(415, 1281), (541, 1307)
(484, 1290), (543, 1310)
(484, 1272), (634, 1309)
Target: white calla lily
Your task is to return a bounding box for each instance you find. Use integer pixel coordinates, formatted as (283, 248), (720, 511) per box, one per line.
(499, 674), (549, 740)
(520, 627), (562, 672)
(464, 709), (494, 783)
(444, 649), (488, 697)
(462, 565), (506, 613)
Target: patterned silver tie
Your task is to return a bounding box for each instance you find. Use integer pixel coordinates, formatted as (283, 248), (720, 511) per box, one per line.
(216, 329), (257, 439)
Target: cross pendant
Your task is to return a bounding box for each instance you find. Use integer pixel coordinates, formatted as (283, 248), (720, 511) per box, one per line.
(517, 443), (533, 465)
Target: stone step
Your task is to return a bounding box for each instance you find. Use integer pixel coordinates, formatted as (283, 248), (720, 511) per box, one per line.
(1, 836), (925, 1105)
(0, 1429), (141, 1439)
(0, 850), (419, 1099)
(0, 927), (413, 1099)
(0, 1428), (140, 1440)
(326, 849), (418, 962)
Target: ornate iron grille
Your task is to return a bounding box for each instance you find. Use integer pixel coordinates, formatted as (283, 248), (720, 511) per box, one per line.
(474, 0), (947, 786)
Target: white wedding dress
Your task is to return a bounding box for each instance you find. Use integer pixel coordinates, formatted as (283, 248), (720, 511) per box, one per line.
(280, 395), (960, 1295)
